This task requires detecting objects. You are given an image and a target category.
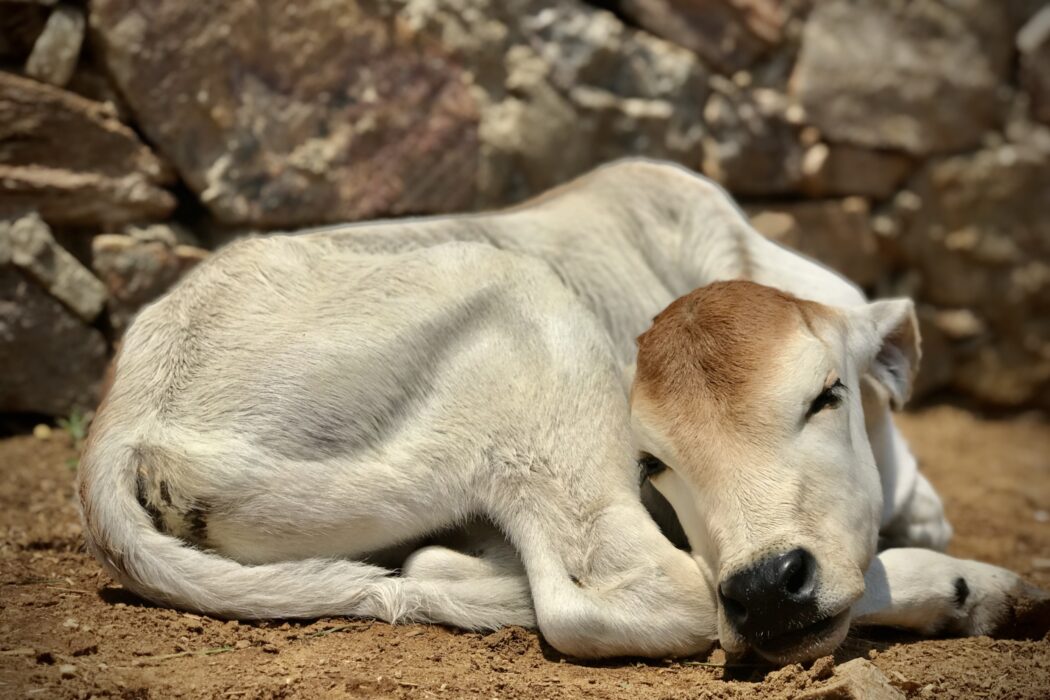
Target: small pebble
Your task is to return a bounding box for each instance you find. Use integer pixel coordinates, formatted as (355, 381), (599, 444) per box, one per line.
(62, 618), (79, 629)
(810, 655), (835, 680)
(59, 664), (76, 679)
(33, 424), (52, 440)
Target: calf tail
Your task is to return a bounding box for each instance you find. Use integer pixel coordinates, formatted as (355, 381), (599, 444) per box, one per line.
(76, 439), (530, 627)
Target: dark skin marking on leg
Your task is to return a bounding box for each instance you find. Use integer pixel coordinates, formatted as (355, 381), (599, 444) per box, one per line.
(954, 577), (970, 608)
(185, 503), (209, 545)
(135, 470), (165, 532)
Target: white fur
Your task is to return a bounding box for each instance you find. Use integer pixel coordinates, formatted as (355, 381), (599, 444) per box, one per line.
(78, 159), (1033, 662)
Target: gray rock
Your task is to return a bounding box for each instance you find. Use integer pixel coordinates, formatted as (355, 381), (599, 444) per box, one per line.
(897, 141), (1050, 406)
(1018, 6), (1050, 125)
(791, 0), (1012, 155)
(90, 0), (706, 226)
(91, 234), (208, 335)
(618, 0), (785, 74)
(701, 80), (802, 195)
(0, 213), (105, 322)
(748, 197), (884, 288)
(0, 266), (107, 416)
(24, 3), (85, 87)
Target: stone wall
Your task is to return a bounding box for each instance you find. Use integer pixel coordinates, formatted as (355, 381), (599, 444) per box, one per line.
(2, 0), (1048, 417)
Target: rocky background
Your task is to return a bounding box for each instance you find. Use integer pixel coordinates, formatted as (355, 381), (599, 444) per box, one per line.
(2, 0), (1049, 422)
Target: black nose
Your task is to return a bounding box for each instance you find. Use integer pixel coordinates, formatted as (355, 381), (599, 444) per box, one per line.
(719, 548), (819, 639)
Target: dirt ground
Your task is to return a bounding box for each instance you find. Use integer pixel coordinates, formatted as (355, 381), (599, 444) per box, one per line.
(1, 404), (1048, 699)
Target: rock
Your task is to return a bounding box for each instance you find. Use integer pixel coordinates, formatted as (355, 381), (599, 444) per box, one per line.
(932, 308), (986, 341)
(0, 266), (107, 416)
(0, 71), (170, 183)
(1018, 6), (1050, 125)
(912, 305), (955, 401)
(953, 336), (1050, 408)
(797, 658), (904, 699)
(0, 165), (176, 228)
(58, 663), (76, 679)
(123, 223), (201, 248)
(618, 0), (785, 74)
(90, 0), (706, 226)
(749, 198), (883, 288)
(791, 0), (1012, 155)
(809, 655), (835, 681)
(24, 3), (85, 87)
(91, 234), (208, 335)
(897, 141), (1050, 406)
(800, 143), (913, 199)
(701, 80), (802, 195)
(90, 0), (481, 228)
(0, 213), (105, 322)
(0, 72), (175, 226)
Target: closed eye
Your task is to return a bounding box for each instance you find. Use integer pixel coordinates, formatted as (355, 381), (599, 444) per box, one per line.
(638, 452), (668, 481)
(807, 380), (845, 418)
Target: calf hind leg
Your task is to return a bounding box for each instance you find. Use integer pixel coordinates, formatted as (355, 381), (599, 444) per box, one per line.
(401, 524), (534, 628)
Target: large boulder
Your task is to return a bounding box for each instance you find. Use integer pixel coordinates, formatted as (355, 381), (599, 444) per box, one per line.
(790, 0), (1012, 155)
(90, 0), (707, 227)
(0, 266), (107, 416)
(0, 71), (175, 226)
(896, 141), (1050, 406)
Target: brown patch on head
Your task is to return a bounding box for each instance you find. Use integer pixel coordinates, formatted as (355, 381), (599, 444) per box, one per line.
(634, 281), (836, 435)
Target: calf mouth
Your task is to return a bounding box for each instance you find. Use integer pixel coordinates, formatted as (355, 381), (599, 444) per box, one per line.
(750, 609), (851, 663)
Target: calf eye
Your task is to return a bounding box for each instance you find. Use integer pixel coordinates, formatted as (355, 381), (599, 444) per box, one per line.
(638, 452), (667, 481)
(807, 380), (845, 417)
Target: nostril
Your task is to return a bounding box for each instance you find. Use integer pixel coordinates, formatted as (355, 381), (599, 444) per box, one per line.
(718, 585), (748, 624)
(778, 548), (815, 598)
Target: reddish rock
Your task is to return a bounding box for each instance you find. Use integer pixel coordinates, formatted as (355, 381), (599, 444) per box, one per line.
(618, 0), (785, 74)
(90, 0), (481, 228)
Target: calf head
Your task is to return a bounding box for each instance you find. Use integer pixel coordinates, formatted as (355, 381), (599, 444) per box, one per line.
(630, 280), (920, 663)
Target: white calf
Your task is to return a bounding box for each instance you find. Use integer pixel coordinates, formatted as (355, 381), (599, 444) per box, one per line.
(77, 159), (1044, 662)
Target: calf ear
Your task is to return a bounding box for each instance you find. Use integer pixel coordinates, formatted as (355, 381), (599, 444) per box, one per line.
(851, 299), (922, 410)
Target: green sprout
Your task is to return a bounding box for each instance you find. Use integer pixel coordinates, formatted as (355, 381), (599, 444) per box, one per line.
(57, 408), (92, 470)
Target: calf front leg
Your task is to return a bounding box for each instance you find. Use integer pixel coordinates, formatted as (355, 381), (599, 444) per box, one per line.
(852, 548), (1049, 638)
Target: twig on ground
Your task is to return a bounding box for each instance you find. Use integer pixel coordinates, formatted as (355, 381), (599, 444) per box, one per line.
(131, 645), (236, 664)
(306, 621), (373, 638)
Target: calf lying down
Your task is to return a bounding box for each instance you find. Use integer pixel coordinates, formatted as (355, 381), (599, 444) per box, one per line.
(78, 160), (1046, 663)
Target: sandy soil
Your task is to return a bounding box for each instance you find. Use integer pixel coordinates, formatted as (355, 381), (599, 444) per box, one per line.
(2, 404), (1048, 699)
